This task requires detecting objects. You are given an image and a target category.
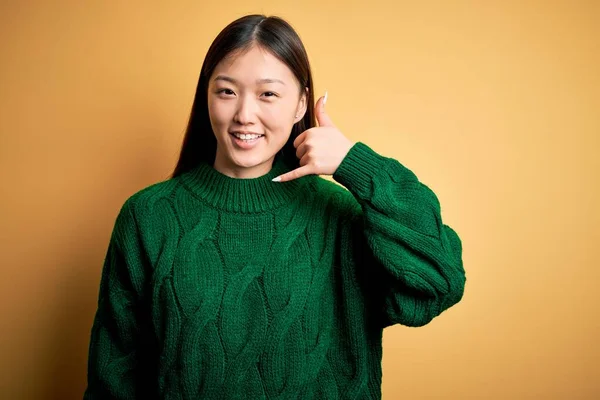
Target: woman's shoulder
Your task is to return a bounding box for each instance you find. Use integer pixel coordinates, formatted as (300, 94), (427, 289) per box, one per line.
(117, 175), (181, 221)
(309, 176), (361, 217)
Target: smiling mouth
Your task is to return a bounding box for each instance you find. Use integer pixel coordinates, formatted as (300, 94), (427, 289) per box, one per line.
(230, 132), (265, 140)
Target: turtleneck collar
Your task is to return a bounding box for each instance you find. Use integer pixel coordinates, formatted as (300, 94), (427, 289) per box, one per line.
(178, 158), (315, 213)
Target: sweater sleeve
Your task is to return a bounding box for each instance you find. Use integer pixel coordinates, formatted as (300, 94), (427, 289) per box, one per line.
(84, 198), (157, 399)
(332, 142), (466, 328)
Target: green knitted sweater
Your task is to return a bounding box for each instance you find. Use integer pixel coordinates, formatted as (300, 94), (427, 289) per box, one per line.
(84, 142), (466, 400)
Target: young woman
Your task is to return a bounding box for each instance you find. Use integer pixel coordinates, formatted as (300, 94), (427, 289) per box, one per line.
(84, 14), (466, 400)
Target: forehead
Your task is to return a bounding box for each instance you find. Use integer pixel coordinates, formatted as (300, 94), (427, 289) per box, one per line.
(211, 46), (296, 85)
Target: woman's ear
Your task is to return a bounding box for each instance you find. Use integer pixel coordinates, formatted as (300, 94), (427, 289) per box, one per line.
(295, 87), (309, 121)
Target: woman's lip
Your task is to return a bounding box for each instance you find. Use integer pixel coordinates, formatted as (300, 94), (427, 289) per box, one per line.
(230, 132), (264, 149)
(230, 133), (265, 138)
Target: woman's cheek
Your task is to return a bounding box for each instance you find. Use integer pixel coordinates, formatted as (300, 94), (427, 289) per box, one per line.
(209, 104), (230, 130)
(263, 104), (290, 129)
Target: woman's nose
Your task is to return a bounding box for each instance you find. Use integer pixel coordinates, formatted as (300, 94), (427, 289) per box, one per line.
(234, 96), (259, 124)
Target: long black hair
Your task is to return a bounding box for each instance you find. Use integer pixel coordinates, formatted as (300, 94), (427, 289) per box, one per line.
(170, 14), (316, 178)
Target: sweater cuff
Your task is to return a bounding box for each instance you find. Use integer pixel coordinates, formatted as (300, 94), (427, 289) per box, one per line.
(332, 142), (388, 200)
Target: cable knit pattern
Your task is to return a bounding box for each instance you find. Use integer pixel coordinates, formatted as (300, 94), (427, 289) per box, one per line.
(83, 142), (466, 399)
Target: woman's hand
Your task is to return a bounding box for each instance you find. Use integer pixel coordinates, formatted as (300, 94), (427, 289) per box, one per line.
(272, 92), (355, 182)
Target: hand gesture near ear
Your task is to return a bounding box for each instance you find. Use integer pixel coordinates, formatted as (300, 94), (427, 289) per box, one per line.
(272, 92), (355, 182)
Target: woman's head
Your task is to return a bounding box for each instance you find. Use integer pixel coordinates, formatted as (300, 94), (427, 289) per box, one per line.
(171, 14), (316, 179)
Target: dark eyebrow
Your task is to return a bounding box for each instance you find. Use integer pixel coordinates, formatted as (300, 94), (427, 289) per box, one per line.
(213, 75), (286, 86)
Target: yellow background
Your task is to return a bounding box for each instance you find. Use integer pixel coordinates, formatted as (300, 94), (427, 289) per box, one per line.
(1, 1), (598, 398)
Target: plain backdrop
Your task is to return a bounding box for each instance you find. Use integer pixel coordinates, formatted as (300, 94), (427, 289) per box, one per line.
(1, 1), (598, 399)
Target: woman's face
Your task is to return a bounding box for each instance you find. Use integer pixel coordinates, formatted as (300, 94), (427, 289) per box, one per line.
(207, 45), (308, 178)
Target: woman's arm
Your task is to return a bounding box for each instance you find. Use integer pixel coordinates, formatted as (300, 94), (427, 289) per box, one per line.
(333, 142), (466, 328)
(84, 199), (156, 399)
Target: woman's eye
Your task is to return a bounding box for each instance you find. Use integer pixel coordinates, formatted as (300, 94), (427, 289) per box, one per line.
(216, 89), (277, 98)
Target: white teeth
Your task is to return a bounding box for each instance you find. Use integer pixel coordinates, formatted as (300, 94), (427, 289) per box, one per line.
(233, 133), (262, 140)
